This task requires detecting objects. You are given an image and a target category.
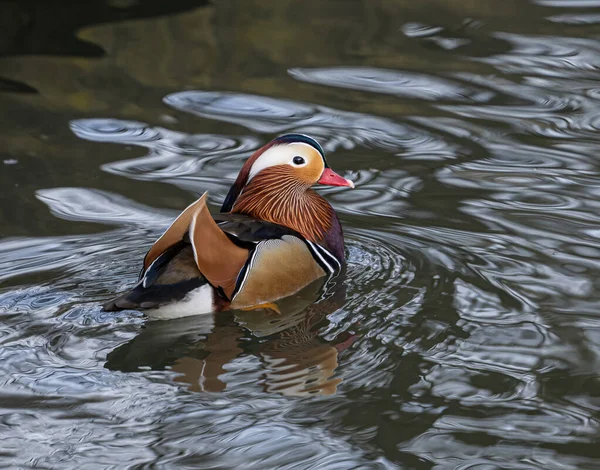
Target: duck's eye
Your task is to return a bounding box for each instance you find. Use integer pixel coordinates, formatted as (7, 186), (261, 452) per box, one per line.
(292, 156), (305, 165)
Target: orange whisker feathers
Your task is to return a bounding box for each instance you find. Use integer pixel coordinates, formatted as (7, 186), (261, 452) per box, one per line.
(231, 166), (334, 242)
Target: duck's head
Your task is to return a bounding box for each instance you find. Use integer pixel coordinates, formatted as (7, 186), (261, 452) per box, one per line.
(222, 134), (353, 212)
(221, 134), (353, 243)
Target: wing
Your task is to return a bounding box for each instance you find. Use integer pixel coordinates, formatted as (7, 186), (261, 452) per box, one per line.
(213, 213), (302, 247)
(215, 214), (341, 274)
(104, 193), (249, 312)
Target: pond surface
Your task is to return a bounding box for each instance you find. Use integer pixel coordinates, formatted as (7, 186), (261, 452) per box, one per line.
(1, 0), (600, 468)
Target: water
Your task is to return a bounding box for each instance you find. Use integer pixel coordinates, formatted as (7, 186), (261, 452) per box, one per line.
(1, 0), (600, 468)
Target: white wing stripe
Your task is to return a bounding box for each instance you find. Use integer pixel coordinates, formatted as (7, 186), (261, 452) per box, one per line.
(306, 240), (338, 274)
(232, 246), (259, 301)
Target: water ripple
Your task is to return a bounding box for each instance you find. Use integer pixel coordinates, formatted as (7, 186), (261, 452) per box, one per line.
(164, 90), (455, 157)
(36, 187), (173, 226)
(535, 0), (600, 6)
(70, 119), (261, 197)
(479, 33), (600, 77)
(548, 13), (600, 24)
(288, 67), (494, 102)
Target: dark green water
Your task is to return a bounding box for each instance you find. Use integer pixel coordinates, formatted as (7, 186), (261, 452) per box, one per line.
(1, 0), (600, 468)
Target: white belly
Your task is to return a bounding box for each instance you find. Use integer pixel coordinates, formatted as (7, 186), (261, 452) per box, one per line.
(144, 284), (215, 320)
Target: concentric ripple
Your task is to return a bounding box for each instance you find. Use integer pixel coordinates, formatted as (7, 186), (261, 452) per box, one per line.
(70, 118), (261, 197)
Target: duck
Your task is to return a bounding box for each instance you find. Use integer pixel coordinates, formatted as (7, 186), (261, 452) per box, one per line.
(103, 134), (354, 319)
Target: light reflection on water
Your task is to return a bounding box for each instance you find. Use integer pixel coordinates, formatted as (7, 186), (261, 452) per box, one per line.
(1, 0), (600, 468)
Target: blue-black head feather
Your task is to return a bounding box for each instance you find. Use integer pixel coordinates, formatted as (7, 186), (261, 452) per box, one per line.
(273, 134), (328, 166)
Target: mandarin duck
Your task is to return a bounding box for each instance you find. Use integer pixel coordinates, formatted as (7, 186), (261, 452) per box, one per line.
(103, 134), (354, 318)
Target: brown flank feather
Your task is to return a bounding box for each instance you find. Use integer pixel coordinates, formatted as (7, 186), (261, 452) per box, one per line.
(231, 166), (335, 242)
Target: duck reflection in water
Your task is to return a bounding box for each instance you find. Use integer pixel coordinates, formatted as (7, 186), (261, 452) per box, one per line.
(105, 277), (357, 396)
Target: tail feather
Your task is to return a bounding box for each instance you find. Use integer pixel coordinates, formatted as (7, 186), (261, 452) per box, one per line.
(103, 293), (132, 312)
(103, 277), (207, 312)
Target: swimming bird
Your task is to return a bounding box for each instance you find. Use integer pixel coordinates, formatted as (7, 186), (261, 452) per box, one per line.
(103, 134), (354, 319)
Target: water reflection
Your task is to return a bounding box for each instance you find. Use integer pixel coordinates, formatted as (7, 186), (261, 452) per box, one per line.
(107, 279), (354, 396)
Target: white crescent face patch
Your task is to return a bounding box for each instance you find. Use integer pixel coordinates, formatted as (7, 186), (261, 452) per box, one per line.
(247, 143), (320, 182)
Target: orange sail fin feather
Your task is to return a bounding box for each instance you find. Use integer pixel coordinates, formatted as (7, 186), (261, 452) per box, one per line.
(143, 195), (208, 271)
(103, 134), (354, 318)
(188, 194), (249, 299)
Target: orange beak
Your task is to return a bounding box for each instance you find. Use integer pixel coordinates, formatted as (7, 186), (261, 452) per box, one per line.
(318, 168), (355, 188)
